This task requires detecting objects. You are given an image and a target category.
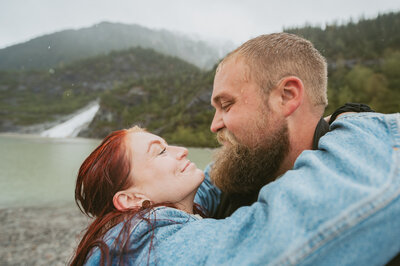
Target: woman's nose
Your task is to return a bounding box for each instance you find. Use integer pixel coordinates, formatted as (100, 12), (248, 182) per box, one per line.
(176, 146), (188, 159)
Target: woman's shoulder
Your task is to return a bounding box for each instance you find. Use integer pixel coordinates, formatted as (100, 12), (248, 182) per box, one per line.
(84, 206), (201, 265)
(142, 206), (203, 220)
(134, 206), (203, 232)
(108, 207), (199, 236)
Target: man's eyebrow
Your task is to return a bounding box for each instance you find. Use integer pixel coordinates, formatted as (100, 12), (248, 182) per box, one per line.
(212, 94), (227, 104)
(212, 93), (231, 106)
(211, 95), (220, 105)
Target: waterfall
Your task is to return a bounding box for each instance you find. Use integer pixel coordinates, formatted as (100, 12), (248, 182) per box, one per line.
(40, 102), (100, 138)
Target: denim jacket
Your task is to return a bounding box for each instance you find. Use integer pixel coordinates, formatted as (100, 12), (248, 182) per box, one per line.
(85, 112), (400, 265)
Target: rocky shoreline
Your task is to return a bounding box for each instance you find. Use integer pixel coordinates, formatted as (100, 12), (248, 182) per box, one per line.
(0, 203), (92, 265)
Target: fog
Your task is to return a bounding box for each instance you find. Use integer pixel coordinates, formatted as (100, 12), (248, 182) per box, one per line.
(1, 0), (399, 48)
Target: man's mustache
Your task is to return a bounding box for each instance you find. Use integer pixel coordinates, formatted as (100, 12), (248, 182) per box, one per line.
(217, 129), (239, 145)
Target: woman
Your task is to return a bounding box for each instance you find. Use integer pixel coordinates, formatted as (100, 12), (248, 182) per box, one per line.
(71, 126), (219, 265)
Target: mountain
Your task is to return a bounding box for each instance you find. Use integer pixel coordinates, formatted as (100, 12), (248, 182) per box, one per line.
(83, 11), (400, 141)
(0, 22), (227, 70)
(1, 11), (399, 147)
(0, 47), (209, 138)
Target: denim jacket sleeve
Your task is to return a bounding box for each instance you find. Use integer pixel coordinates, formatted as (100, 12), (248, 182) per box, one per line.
(262, 112), (400, 265)
(144, 113), (400, 265)
(194, 163), (221, 216)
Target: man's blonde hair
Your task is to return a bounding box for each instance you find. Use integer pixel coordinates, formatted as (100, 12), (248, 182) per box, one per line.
(219, 33), (328, 111)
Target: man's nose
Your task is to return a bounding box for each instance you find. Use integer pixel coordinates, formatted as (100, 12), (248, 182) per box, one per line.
(210, 111), (224, 133)
(176, 146), (188, 160)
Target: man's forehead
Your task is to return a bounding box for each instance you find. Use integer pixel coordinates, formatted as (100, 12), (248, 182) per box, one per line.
(211, 79), (233, 105)
(212, 59), (251, 103)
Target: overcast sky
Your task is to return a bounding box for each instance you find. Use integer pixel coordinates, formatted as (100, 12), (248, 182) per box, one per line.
(0, 0), (399, 49)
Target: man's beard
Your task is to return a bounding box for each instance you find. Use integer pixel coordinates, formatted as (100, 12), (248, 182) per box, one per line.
(210, 122), (289, 194)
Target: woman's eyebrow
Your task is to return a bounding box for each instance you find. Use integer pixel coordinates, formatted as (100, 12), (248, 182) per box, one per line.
(147, 140), (162, 153)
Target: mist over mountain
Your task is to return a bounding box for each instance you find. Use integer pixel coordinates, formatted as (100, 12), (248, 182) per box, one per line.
(0, 22), (232, 70)
(0, 11), (399, 147)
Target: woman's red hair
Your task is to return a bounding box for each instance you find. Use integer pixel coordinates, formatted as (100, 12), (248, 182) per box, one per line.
(70, 127), (206, 265)
(71, 127), (141, 265)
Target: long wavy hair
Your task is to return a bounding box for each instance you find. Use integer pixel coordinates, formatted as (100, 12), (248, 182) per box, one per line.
(70, 126), (205, 265)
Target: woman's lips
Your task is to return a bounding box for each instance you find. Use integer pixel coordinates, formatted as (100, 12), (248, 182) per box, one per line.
(181, 161), (192, 172)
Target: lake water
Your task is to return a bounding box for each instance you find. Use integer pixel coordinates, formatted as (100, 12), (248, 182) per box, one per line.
(0, 134), (213, 208)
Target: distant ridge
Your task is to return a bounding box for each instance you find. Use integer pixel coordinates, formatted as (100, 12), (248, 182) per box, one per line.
(0, 21), (226, 70)
(1, 11), (398, 147)
(0, 46), (204, 136)
(284, 11), (400, 61)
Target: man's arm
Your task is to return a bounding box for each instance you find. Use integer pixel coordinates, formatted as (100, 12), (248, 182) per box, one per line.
(155, 113), (400, 265)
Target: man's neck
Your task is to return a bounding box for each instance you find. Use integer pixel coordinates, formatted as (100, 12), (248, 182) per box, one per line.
(276, 112), (321, 176)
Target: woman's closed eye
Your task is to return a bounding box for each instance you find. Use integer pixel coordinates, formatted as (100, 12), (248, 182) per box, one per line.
(158, 147), (166, 155)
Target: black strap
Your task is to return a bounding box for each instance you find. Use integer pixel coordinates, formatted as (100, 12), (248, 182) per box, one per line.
(212, 191), (258, 219)
(312, 118), (330, 150)
(329, 103), (375, 125)
(387, 252), (400, 265)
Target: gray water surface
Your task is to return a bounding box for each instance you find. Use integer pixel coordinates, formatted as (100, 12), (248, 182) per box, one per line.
(0, 134), (213, 208)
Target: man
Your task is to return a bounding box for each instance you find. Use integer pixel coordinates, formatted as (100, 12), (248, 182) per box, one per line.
(208, 34), (374, 219)
(206, 33), (400, 265)
(209, 33), (329, 218)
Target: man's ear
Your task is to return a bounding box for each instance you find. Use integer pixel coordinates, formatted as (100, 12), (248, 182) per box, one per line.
(273, 76), (304, 117)
(113, 190), (149, 211)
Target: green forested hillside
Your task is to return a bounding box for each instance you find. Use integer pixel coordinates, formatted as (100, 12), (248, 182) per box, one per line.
(83, 11), (400, 145)
(0, 47), (204, 133)
(285, 12), (400, 61)
(285, 11), (400, 114)
(0, 22), (223, 70)
(0, 12), (399, 147)
(85, 70), (217, 147)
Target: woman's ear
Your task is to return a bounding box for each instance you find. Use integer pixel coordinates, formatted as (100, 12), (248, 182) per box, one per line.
(113, 190), (149, 211)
